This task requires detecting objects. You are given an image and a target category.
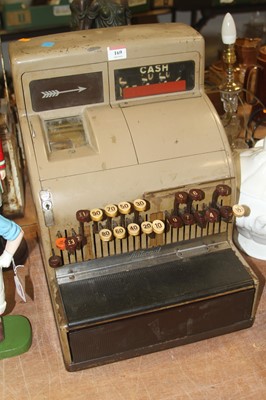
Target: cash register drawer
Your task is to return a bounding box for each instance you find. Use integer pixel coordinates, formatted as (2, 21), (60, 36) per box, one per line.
(59, 248), (255, 371)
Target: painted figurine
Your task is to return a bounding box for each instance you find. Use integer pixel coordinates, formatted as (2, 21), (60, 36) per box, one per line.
(234, 138), (266, 260)
(0, 215), (24, 315)
(0, 214), (31, 359)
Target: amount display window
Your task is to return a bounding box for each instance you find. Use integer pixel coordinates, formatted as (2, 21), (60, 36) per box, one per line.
(114, 60), (195, 100)
(44, 116), (87, 153)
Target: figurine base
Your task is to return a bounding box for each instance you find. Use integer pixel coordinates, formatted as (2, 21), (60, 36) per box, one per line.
(0, 315), (32, 359)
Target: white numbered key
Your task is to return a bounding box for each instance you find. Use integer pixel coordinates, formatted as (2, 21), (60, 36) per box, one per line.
(141, 221), (153, 235)
(127, 223), (140, 236)
(113, 226), (126, 239)
(232, 204), (246, 217)
(99, 228), (113, 242)
(104, 204), (118, 218)
(152, 220), (165, 234)
(90, 208), (103, 222)
(133, 199), (147, 212)
(118, 201), (131, 215)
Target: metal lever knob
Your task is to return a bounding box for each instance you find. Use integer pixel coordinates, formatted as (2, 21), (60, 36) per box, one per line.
(220, 205), (233, 222)
(174, 191), (188, 215)
(167, 215), (183, 229)
(212, 184), (231, 205)
(188, 188), (205, 202)
(175, 191), (188, 204)
(187, 189), (205, 214)
(76, 210), (90, 237)
(76, 209), (90, 223)
(55, 237), (66, 251)
(49, 250), (62, 268)
(181, 213), (195, 225)
(65, 236), (78, 254)
(193, 211), (207, 228)
(205, 208), (220, 223)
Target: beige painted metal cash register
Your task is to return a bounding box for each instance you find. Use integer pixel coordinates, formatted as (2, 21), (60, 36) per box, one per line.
(9, 23), (264, 371)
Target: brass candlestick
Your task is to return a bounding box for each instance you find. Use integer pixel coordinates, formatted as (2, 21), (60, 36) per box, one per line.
(220, 13), (242, 115)
(220, 43), (242, 114)
(219, 13), (247, 149)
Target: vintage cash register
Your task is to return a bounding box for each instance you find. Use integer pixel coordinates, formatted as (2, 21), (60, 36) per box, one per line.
(9, 23), (264, 371)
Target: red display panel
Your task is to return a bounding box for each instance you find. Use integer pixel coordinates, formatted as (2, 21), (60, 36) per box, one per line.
(123, 80), (186, 99)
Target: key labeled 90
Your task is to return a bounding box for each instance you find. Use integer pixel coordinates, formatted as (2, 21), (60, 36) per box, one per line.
(90, 208), (103, 221)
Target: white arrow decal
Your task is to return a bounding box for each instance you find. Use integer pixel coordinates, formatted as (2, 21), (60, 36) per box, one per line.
(41, 86), (87, 98)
